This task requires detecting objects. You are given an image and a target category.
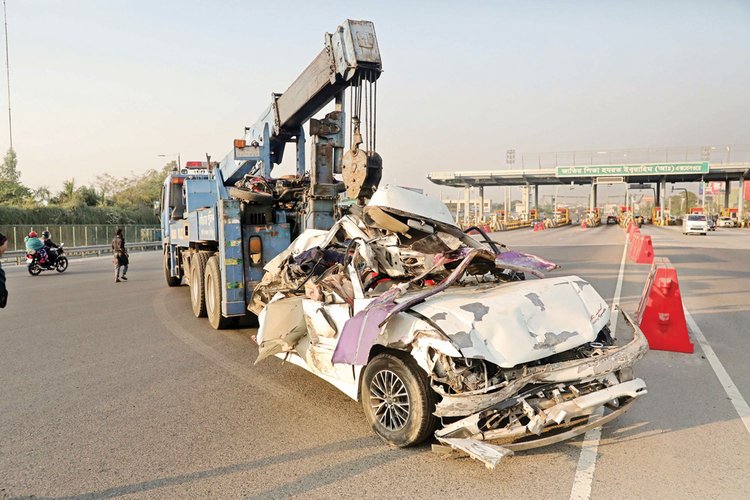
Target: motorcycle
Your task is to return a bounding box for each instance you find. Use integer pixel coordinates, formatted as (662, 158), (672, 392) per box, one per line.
(27, 244), (68, 276)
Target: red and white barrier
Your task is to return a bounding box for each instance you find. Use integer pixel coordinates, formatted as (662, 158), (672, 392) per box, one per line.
(636, 258), (694, 353)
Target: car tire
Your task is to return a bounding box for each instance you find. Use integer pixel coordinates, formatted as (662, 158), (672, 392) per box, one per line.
(190, 251), (211, 318)
(205, 255), (234, 330)
(361, 352), (438, 448)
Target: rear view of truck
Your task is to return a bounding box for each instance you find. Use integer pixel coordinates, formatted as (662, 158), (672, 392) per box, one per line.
(160, 20), (383, 329)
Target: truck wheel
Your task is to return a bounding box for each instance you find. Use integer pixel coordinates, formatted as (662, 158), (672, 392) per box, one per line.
(164, 250), (181, 287)
(205, 255), (233, 330)
(361, 352), (438, 447)
(190, 251), (211, 317)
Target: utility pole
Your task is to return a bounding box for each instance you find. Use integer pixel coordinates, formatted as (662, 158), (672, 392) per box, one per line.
(505, 149), (515, 223)
(2, 0), (11, 150)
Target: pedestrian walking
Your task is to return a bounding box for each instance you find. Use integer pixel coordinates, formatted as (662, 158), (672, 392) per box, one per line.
(112, 228), (129, 283)
(0, 232), (8, 308)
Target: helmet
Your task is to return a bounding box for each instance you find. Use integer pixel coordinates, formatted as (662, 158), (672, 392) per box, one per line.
(28, 231), (38, 238)
(42, 230), (50, 239)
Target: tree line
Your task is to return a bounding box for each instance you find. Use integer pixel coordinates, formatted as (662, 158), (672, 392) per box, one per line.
(0, 149), (169, 225)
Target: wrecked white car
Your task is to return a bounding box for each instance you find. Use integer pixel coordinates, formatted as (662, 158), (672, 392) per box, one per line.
(250, 185), (648, 468)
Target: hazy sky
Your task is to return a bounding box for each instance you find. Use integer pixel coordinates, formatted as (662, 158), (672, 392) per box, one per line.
(2, 0), (749, 204)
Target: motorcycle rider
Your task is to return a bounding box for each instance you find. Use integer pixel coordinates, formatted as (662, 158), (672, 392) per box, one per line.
(24, 231), (49, 265)
(42, 230), (59, 264)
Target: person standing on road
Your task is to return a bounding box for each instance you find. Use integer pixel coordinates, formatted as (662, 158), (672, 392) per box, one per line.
(112, 228), (129, 283)
(0, 232), (8, 308)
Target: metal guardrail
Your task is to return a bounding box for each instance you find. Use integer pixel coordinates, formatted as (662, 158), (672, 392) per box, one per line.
(1, 241), (162, 266)
(0, 225), (161, 253)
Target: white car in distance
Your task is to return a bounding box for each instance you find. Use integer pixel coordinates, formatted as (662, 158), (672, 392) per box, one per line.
(683, 214), (709, 235)
(717, 217), (736, 228)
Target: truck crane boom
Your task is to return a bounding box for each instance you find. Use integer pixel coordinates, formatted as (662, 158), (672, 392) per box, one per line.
(218, 19), (382, 188)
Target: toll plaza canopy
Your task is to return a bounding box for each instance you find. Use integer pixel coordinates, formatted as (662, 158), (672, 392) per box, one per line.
(428, 161), (750, 187)
(428, 144), (750, 187)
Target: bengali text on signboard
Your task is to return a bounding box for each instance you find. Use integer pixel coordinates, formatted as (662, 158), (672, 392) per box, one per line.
(555, 162), (709, 178)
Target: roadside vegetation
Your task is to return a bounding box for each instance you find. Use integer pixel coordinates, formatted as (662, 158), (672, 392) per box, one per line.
(0, 148), (170, 225)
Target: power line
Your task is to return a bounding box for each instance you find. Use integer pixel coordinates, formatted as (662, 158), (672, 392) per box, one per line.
(3, 0), (11, 150)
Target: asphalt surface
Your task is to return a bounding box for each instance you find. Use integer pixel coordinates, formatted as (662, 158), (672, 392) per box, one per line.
(1, 224), (749, 499)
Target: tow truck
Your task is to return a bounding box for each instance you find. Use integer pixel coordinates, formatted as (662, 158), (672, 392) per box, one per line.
(160, 20), (383, 328)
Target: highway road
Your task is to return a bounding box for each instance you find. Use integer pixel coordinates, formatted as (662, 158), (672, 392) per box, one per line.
(1, 224), (749, 499)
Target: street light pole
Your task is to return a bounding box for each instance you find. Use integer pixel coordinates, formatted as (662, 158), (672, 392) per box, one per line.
(158, 153), (181, 170)
(554, 184), (560, 213)
(3, 0), (12, 150)
(673, 187), (689, 215)
(505, 149), (515, 223)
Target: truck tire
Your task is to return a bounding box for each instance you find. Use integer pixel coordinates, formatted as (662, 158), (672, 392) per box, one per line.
(190, 251), (211, 318)
(164, 250), (182, 287)
(205, 255), (234, 330)
(361, 351), (438, 447)
(228, 186), (273, 204)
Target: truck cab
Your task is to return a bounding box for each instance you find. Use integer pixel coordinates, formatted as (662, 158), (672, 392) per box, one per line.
(160, 162), (214, 250)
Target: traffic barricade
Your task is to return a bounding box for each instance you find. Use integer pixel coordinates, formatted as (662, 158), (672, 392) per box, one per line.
(636, 258), (694, 353)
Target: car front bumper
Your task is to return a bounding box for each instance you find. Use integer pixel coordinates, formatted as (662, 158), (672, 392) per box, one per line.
(432, 309), (649, 468)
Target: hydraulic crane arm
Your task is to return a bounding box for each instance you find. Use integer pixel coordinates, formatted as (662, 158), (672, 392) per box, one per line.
(218, 19), (382, 185)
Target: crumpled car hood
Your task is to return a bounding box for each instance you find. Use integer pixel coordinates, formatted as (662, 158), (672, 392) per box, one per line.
(408, 275), (610, 368)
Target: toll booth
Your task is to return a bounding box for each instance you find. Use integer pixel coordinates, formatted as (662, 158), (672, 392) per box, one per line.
(519, 209), (538, 226)
(490, 210), (505, 231)
(585, 207), (601, 226)
(618, 205), (632, 226)
(721, 208), (738, 220)
(554, 207), (570, 225)
(652, 207), (670, 226)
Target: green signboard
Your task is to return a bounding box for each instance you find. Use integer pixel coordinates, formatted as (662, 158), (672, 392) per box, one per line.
(555, 162), (709, 178)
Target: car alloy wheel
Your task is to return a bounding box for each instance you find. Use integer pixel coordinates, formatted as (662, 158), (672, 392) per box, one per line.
(369, 369), (411, 431)
(361, 352), (438, 447)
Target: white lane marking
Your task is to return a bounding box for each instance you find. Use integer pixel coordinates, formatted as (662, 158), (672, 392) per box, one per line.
(685, 307), (750, 435)
(569, 407), (604, 500)
(608, 237), (628, 337)
(569, 237), (629, 500)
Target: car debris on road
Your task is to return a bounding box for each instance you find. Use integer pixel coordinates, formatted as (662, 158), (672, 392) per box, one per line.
(250, 185), (649, 469)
